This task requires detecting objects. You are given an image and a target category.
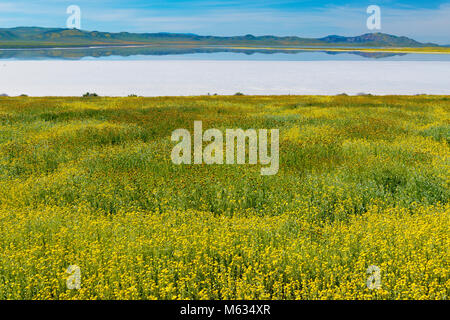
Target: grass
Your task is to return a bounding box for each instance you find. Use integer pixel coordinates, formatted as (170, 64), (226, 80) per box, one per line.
(0, 95), (448, 300)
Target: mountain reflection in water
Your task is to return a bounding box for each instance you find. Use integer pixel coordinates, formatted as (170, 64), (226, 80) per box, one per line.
(0, 45), (409, 60)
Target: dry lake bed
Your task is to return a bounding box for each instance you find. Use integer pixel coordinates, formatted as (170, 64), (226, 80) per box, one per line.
(1, 60), (449, 96)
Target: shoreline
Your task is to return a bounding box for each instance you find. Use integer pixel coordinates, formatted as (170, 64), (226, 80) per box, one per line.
(222, 46), (450, 55)
(1, 44), (450, 55)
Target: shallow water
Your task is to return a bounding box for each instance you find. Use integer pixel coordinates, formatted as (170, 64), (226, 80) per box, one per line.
(1, 47), (450, 61)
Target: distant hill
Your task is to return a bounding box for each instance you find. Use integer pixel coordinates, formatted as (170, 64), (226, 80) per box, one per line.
(318, 33), (429, 47)
(0, 27), (440, 49)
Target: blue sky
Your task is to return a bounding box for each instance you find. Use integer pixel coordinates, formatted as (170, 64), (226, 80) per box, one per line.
(0, 0), (449, 43)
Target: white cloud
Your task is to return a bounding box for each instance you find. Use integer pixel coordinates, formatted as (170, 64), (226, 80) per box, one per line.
(381, 4), (450, 43)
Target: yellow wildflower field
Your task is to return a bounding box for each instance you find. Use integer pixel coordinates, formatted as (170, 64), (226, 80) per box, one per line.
(0, 95), (448, 300)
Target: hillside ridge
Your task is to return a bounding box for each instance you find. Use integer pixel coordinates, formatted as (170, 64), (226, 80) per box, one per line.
(0, 27), (439, 48)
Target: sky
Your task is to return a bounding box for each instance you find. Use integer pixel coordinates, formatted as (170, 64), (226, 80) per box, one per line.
(0, 0), (449, 44)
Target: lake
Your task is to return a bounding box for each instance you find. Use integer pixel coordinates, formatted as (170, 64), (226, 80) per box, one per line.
(1, 48), (449, 96)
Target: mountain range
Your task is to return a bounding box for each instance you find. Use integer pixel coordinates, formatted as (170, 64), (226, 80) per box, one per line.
(0, 27), (440, 49)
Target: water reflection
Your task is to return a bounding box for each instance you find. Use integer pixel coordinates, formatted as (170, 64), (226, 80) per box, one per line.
(0, 45), (421, 61)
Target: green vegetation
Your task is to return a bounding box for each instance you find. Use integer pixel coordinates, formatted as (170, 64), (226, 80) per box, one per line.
(82, 92), (99, 98)
(0, 95), (448, 299)
(0, 27), (442, 49)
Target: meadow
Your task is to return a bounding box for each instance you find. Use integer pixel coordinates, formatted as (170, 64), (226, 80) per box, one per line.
(0, 95), (448, 300)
